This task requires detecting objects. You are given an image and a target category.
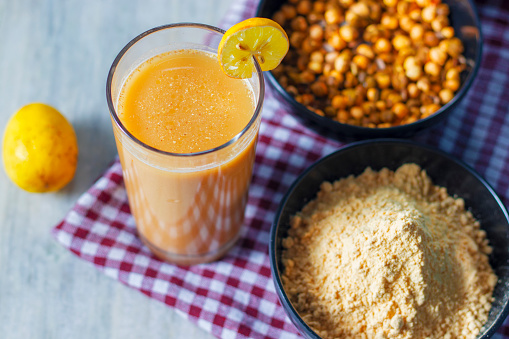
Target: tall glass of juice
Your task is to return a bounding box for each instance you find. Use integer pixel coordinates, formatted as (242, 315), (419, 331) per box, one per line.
(106, 23), (264, 265)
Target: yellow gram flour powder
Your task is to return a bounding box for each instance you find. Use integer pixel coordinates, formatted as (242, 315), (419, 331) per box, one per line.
(282, 164), (497, 339)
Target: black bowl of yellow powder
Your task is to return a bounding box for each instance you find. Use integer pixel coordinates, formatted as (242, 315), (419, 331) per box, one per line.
(270, 139), (509, 339)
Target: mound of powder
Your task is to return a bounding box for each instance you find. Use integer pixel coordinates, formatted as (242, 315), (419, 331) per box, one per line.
(282, 163), (497, 339)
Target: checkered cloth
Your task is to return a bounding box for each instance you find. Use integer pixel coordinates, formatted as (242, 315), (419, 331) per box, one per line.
(52, 0), (509, 337)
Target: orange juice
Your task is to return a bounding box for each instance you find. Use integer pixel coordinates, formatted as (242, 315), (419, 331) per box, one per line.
(118, 50), (255, 153)
(107, 24), (264, 265)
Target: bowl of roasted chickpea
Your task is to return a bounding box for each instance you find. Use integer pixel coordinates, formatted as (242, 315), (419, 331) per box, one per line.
(256, 0), (482, 138)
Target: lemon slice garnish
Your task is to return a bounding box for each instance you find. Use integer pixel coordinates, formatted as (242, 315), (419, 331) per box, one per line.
(218, 17), (289, 79)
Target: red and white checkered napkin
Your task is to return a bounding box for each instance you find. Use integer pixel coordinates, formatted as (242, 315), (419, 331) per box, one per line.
(53, 0), (509, 337)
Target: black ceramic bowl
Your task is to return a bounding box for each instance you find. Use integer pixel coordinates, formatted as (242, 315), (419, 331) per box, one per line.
(270, 139), (509, 338)
(256, 0), (483, 139)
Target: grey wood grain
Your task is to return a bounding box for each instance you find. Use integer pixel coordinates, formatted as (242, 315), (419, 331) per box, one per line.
(0, 0), (235, 338)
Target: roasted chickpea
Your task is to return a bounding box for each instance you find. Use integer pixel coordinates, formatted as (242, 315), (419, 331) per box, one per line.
(296, 0), (312, 15)
(272, 0), (465, 128)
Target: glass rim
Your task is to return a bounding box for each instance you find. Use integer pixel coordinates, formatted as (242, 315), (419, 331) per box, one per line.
(106, 22), (265, 158)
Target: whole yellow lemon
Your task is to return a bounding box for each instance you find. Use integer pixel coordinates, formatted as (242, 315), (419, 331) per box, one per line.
(2, 103), (78, 193)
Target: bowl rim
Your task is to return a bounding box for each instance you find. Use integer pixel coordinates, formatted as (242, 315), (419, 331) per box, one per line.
(256, 0), (484, 138)
(269, 138), (509, 338)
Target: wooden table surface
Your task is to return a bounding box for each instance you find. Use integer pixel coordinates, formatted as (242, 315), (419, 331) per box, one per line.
(0, 0), (235, 338)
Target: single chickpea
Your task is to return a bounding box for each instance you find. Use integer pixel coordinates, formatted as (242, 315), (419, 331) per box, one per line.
(309, 24), (324, 40)
(392, 102), (409, 118)
(406, 67), (422, 81)
(441, 26), (455, 39)
(310, 51), (324, 63)
(367, 88), (379, 102)
(350, 106), (364, 119)
(439, 88), (454, 104)
(417, 77), (431, 93)
(399, 15), (415, 32)
(350, 2), (370, 18)
(332, 95), (348, 109)
(380, 110), (395, 123)
(392, 35), (411, 51)
(353, 54), (370, 70)
(325, 51), (339, 64)
(301, 38), (318, 53)
(272, 11), (286, 26)
(313, 1), (326, 13)
(436, 3), (450, 16)
(446, 68), (460, 80)
(447, 38), (464, 58)
(334, 54), (351, 73)
(397, 1), (409, 15)
(391, 72), (408, 90)
(308, 61), (323, 73)
(403, 56), (419, 70)
(296, 0), (313, 15)
(339, 25), (359, 42)
(345, 11), (364, 28)
(336, 109), (349, 122)
(374, 38), (392, 54)
(421, 103), (441, 117)
(307, 11), (324, 24)
(375, 100), (387, 111)
(438, 39), (450, 53)
(311, 81), (329, 96)
(421, 5), (437, 23)
(281, 4), (298, 20)
(409, 8), (422, 22)
(424, 31), (440, 47)
(443, 79), (460, 91)
(429, 47), (448, 65)
(381, 14), (399, 30)
(285, 85), (298, 96)
(291, 16), (308, 32)
(297, 54), (310, 71)
(328, 70), (344, 84)
(407, 83), (421, 98)
(375, 73), (392, 89)
(328, 33), (347, 50)
(325, 8), (342, 25)
(299, 70), (315, 84)
(410, 24), (424, 41)
(356, 44), (375, 59)
(424, 61), (441, 77)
